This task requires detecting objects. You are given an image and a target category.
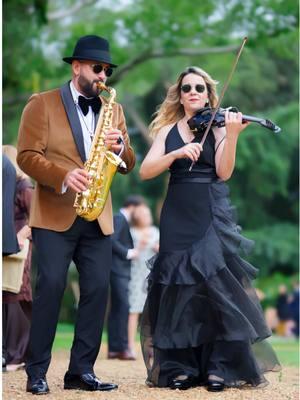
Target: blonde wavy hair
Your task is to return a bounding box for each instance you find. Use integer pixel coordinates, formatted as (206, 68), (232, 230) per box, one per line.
(149, 66), (219, 138)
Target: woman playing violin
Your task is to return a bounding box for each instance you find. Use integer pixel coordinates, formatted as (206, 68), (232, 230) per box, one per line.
(139, 66), (280, 392)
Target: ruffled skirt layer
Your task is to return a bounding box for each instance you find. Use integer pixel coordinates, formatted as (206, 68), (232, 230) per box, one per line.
(140, 181), (280, 388)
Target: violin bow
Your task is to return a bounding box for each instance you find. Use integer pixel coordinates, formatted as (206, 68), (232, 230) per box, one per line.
(189, 37), (248, 171)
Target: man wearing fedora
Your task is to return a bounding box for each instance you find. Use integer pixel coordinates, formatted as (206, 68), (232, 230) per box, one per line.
(17, 35), (135, 394)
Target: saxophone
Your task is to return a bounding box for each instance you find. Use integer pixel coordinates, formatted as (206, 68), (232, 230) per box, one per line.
(74, 82), (127, 221)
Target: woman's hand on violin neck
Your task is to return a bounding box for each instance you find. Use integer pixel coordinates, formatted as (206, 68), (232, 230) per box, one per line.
(173, 142), (203, 162)
(225, 109), (250, 138)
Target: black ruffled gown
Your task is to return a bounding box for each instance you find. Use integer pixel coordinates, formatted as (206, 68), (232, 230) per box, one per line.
(140, 123), (280, 388)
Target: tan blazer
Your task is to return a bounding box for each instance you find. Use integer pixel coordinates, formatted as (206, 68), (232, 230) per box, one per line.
(17, 82), (135, 235)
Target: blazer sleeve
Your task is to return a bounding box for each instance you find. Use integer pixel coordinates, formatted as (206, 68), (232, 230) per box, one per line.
(17, 94), (69, 194)
(111, 215), (130, 259)
(116, 104), (136, 174)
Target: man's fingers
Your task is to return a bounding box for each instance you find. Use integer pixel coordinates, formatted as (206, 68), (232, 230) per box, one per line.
(110, 145), (122, 152)
(104, 136), (122, 146)
(66, 171), (89, 192)
(70, 180), (87, 192)
(74, 173), (89, 185)
(105, 129), (122, 135)
(76, 169), (89, 178)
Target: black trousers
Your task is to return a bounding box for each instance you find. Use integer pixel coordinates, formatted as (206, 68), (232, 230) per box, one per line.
(26, 217), (112, 379)
(107, 273), (130, 352)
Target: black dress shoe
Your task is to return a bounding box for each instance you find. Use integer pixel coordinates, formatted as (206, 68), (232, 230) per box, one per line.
(64, 372), (118, 391)
(169, 375), (198, 390)
(207, 379), (225, 392)
(26, 377), (49, 395)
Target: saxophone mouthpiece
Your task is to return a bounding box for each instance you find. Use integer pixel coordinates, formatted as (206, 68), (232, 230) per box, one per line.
(97, 82), (107, 91)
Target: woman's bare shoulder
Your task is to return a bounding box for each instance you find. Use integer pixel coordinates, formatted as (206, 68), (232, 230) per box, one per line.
(156, 123), (176, 140)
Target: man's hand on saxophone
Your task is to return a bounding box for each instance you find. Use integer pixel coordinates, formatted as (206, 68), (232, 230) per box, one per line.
(64, 128), (125, 194)
(104, 128), (124, 153)
(64, 168), (89, 193)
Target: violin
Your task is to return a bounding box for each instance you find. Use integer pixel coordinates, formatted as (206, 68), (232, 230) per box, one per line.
(188, 106), (281, 135)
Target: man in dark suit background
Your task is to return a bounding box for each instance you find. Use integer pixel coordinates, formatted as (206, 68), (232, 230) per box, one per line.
(107, 195), (144, 360)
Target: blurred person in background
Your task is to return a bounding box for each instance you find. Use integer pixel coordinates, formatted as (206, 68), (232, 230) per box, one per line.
(107, 195), (144, 361)
(2, 154), (19, 256)
(2, 153), (20, 371)
(128, 203), (159, 358)
(139, 66), (280, 391)
(2, 145), (34, 372)
(17, 34), (135, 394)
(275, 284), (295, 337)
(289, 281), (299, 338)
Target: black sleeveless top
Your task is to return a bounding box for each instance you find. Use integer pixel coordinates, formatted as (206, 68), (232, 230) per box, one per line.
(165, 123), (217, 183)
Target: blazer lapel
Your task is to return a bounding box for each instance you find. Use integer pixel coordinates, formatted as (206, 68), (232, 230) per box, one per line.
(60, 82), (86, 163)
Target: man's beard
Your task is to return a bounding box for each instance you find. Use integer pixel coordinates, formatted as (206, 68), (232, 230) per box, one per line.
(78, 75), (101, 98)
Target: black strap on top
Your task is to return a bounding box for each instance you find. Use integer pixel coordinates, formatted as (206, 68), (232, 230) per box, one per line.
(215, 136), (226, 153)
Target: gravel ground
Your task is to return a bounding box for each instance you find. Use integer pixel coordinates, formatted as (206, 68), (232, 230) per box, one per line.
(2, 345), (299, 400)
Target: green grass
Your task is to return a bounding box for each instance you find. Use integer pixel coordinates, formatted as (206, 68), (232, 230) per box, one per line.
(269, 337), (299, 367)
(53, 323), (108, 351)
(53, 324), (299, 367)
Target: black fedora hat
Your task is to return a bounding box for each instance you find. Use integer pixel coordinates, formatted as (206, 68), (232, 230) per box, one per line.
(63, 35), (117, 67)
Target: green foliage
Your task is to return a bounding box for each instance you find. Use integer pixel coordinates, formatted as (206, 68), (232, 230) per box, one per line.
(232, 102), (298, 220)
(246, 224), (298, 275)
(3, 0), (49, 90)
(3, 0), (299, 281)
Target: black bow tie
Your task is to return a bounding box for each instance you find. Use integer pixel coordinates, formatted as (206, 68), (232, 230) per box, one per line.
(78, 95), (101, 116)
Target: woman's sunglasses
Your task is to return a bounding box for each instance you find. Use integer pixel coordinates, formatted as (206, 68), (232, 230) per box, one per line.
(181, 84), (206, 93)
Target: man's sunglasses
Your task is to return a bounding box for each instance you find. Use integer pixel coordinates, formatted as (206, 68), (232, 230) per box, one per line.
(90, 64), (113, 77)
(181, 84), (206, 94)
(80, 62), (113, 77)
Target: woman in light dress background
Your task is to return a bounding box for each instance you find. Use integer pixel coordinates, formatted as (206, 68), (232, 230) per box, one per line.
(128, 204), (159, 357)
